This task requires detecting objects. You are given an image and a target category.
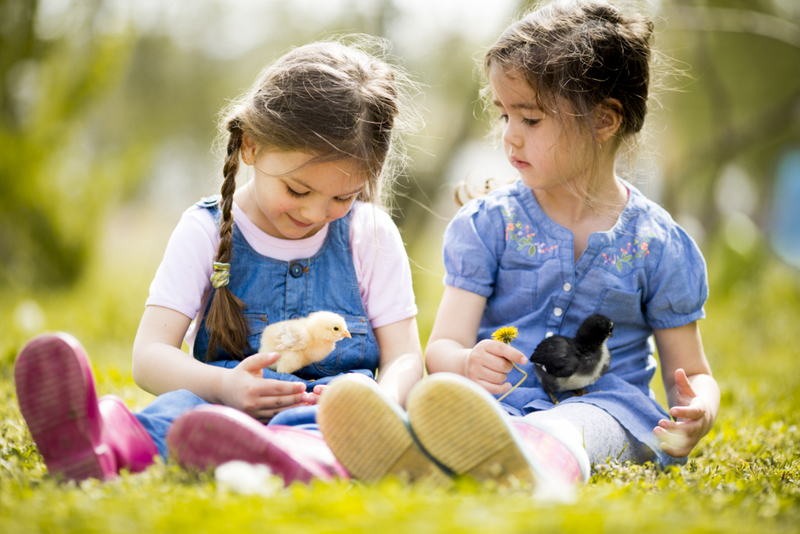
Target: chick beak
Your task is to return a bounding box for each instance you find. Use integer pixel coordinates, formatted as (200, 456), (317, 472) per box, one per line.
(342, 330), (351, 339)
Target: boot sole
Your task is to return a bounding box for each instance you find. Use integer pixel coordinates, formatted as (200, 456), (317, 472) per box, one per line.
(14, 333), (110, 482)
(407, 374), (540, 488)
(318, 377), (451, 485)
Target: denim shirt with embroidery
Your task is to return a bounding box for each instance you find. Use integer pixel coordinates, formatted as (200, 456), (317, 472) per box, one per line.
(442, 179), (708, 467)
(192, 196), (380, 386)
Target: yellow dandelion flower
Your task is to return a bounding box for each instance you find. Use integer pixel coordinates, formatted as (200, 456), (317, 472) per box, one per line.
(491, 326), (518, 344)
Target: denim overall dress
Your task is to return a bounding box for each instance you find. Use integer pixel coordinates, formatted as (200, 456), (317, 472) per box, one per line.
(135, 196), (380, 457)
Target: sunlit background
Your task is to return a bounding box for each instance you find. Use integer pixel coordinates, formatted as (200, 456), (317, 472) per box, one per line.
(2, 0), (799, 372)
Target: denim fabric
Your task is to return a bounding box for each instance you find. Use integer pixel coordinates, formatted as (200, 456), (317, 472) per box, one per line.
(443, 180), (708, 467)
(193, 196), (380, 383)
(136, 196), (380, 456)
(134, 390), (209, 458)
(268, 405), (320, 428)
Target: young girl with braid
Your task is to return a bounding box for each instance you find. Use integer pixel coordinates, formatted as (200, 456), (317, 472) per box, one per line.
(14, 37), (424, 485)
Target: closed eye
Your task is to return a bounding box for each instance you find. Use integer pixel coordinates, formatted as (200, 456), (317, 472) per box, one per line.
(286, 186), (308, 198)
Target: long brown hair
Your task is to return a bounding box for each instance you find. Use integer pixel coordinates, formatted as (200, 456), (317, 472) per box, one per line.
(205, 37), (418, 361)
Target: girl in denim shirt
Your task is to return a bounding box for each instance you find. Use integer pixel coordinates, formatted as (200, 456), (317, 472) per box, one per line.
(14, 38), (425, 485)
(318, 0), (719, 490)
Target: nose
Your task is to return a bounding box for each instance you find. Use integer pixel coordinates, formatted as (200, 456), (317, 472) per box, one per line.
(300, 198), (328, 224)
(502, 119), (522, 148)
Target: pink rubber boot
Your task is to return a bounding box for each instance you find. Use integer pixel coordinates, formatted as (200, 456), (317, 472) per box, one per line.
(14, 333), (158, 482)
(167, 405), (349, 486)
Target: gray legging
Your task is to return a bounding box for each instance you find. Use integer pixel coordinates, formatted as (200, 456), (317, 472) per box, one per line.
(524, 403), (655, 465)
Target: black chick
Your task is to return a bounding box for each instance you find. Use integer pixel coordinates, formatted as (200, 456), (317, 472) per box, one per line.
(530, 314), (614, 404)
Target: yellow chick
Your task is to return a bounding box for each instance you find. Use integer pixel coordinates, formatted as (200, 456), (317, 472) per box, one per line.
(260, 311), (351, 374)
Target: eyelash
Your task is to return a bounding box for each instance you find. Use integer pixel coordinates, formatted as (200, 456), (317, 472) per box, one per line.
(286, 186), (354, 203)
(499, 114), (540, 127)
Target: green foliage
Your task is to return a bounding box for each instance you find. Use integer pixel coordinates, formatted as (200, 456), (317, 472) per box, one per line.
(1, 253), (799, 533)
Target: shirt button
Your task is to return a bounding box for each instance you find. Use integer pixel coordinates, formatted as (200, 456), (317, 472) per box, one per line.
(289, 263), (304, 278)
(563, 283), (572, 292)
(553, 307), (563, 317)
(545, 332), (554, 338)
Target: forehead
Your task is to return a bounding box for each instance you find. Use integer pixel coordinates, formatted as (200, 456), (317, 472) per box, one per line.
(489, 65), (540, 110)
(260, 150), (366, 193)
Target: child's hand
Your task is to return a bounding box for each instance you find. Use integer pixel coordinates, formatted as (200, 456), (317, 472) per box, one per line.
(465, 339), (528, 396)
(219, 352), (309, 423)
(305, 384), (330, 405)
(654, 369), (715, 457)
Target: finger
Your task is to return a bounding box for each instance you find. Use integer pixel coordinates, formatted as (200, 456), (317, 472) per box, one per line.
(659, 441), (693, 458)
(240, 351), (281, 373)
(653, 425), (692, 450)
(256, 378), (306, 396)
(492, 342), (528, 366)
(674, 368), (696, 397)
(669, 405), (703, 420)
(269, 392), (308, 410)
(477, 366), (509, 386)
(477, 379), (512, 396)
(313, 384), (329, 396)
(657, 418), (703, 438)
(483, 356), (514, 374)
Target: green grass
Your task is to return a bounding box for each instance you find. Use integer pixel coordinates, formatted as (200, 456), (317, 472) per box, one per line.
(1, 249), (799, 533)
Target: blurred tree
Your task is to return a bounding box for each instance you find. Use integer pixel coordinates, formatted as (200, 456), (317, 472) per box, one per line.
(656, 1), (800, 242)
(0, 0), (146, 289)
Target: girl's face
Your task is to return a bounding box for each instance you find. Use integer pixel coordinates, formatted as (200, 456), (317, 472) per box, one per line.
(489, 66), (592, 193)
(243, 148), (365, 240)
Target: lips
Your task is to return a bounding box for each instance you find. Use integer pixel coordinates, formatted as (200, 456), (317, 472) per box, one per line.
(510, 156), (530, 168)
(287, 214), (314, 228)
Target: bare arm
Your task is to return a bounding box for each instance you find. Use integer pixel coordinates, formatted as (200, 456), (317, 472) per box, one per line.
(372, 316), (424, 408)
(132, 305), (307, 422)
(425, 286), (527, 395)
(653, 321), (720, 457)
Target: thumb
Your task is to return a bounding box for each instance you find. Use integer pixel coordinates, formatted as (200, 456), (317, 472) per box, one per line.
(674, 368), (696, 396)
(240, 351), (280, 373)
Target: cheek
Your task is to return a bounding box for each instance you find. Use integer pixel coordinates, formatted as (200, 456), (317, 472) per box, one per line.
(328, 202), (354, 220)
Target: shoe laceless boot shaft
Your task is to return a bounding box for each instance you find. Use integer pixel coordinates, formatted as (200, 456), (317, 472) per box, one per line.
(168, 404), (348, 486)
(14, 333), (157, 482)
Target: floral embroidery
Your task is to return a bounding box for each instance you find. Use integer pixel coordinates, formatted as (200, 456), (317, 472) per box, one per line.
(503, 209), (558, 257)
(602, 236), (652, 272)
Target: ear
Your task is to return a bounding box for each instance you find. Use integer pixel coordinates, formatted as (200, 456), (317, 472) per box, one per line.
(593, 98), (623, 144)
(241, 132), (258, 166)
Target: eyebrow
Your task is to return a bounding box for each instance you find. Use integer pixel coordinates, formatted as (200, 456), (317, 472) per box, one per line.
(492, 100), (541, 111)
(289, 177), (364, 197)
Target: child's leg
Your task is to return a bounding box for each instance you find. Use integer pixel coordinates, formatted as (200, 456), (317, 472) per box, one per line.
(406, 373), (590, 488)
(317, 375), (451, 485)
(133, 389), (210, 458)
(14, 333), (158, 482)
(524, 403), (655, 465)
(167, 405), (348, 486)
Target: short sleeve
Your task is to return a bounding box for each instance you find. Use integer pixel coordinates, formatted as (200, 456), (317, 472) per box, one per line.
(146, 206), (219, 320)
(442, 201), (502, 297)
(350, 203), (418, 329)
(644, 225), (708, 329)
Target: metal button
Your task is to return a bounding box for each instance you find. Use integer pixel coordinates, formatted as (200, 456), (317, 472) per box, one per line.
(563, 283), (572, 292)
(289, 263), (304, 278)
(289, 313), (300, 320)
(553, 307), (563, 317)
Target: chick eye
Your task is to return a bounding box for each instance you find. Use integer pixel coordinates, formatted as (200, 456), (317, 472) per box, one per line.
(333, 326), (339, 331)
